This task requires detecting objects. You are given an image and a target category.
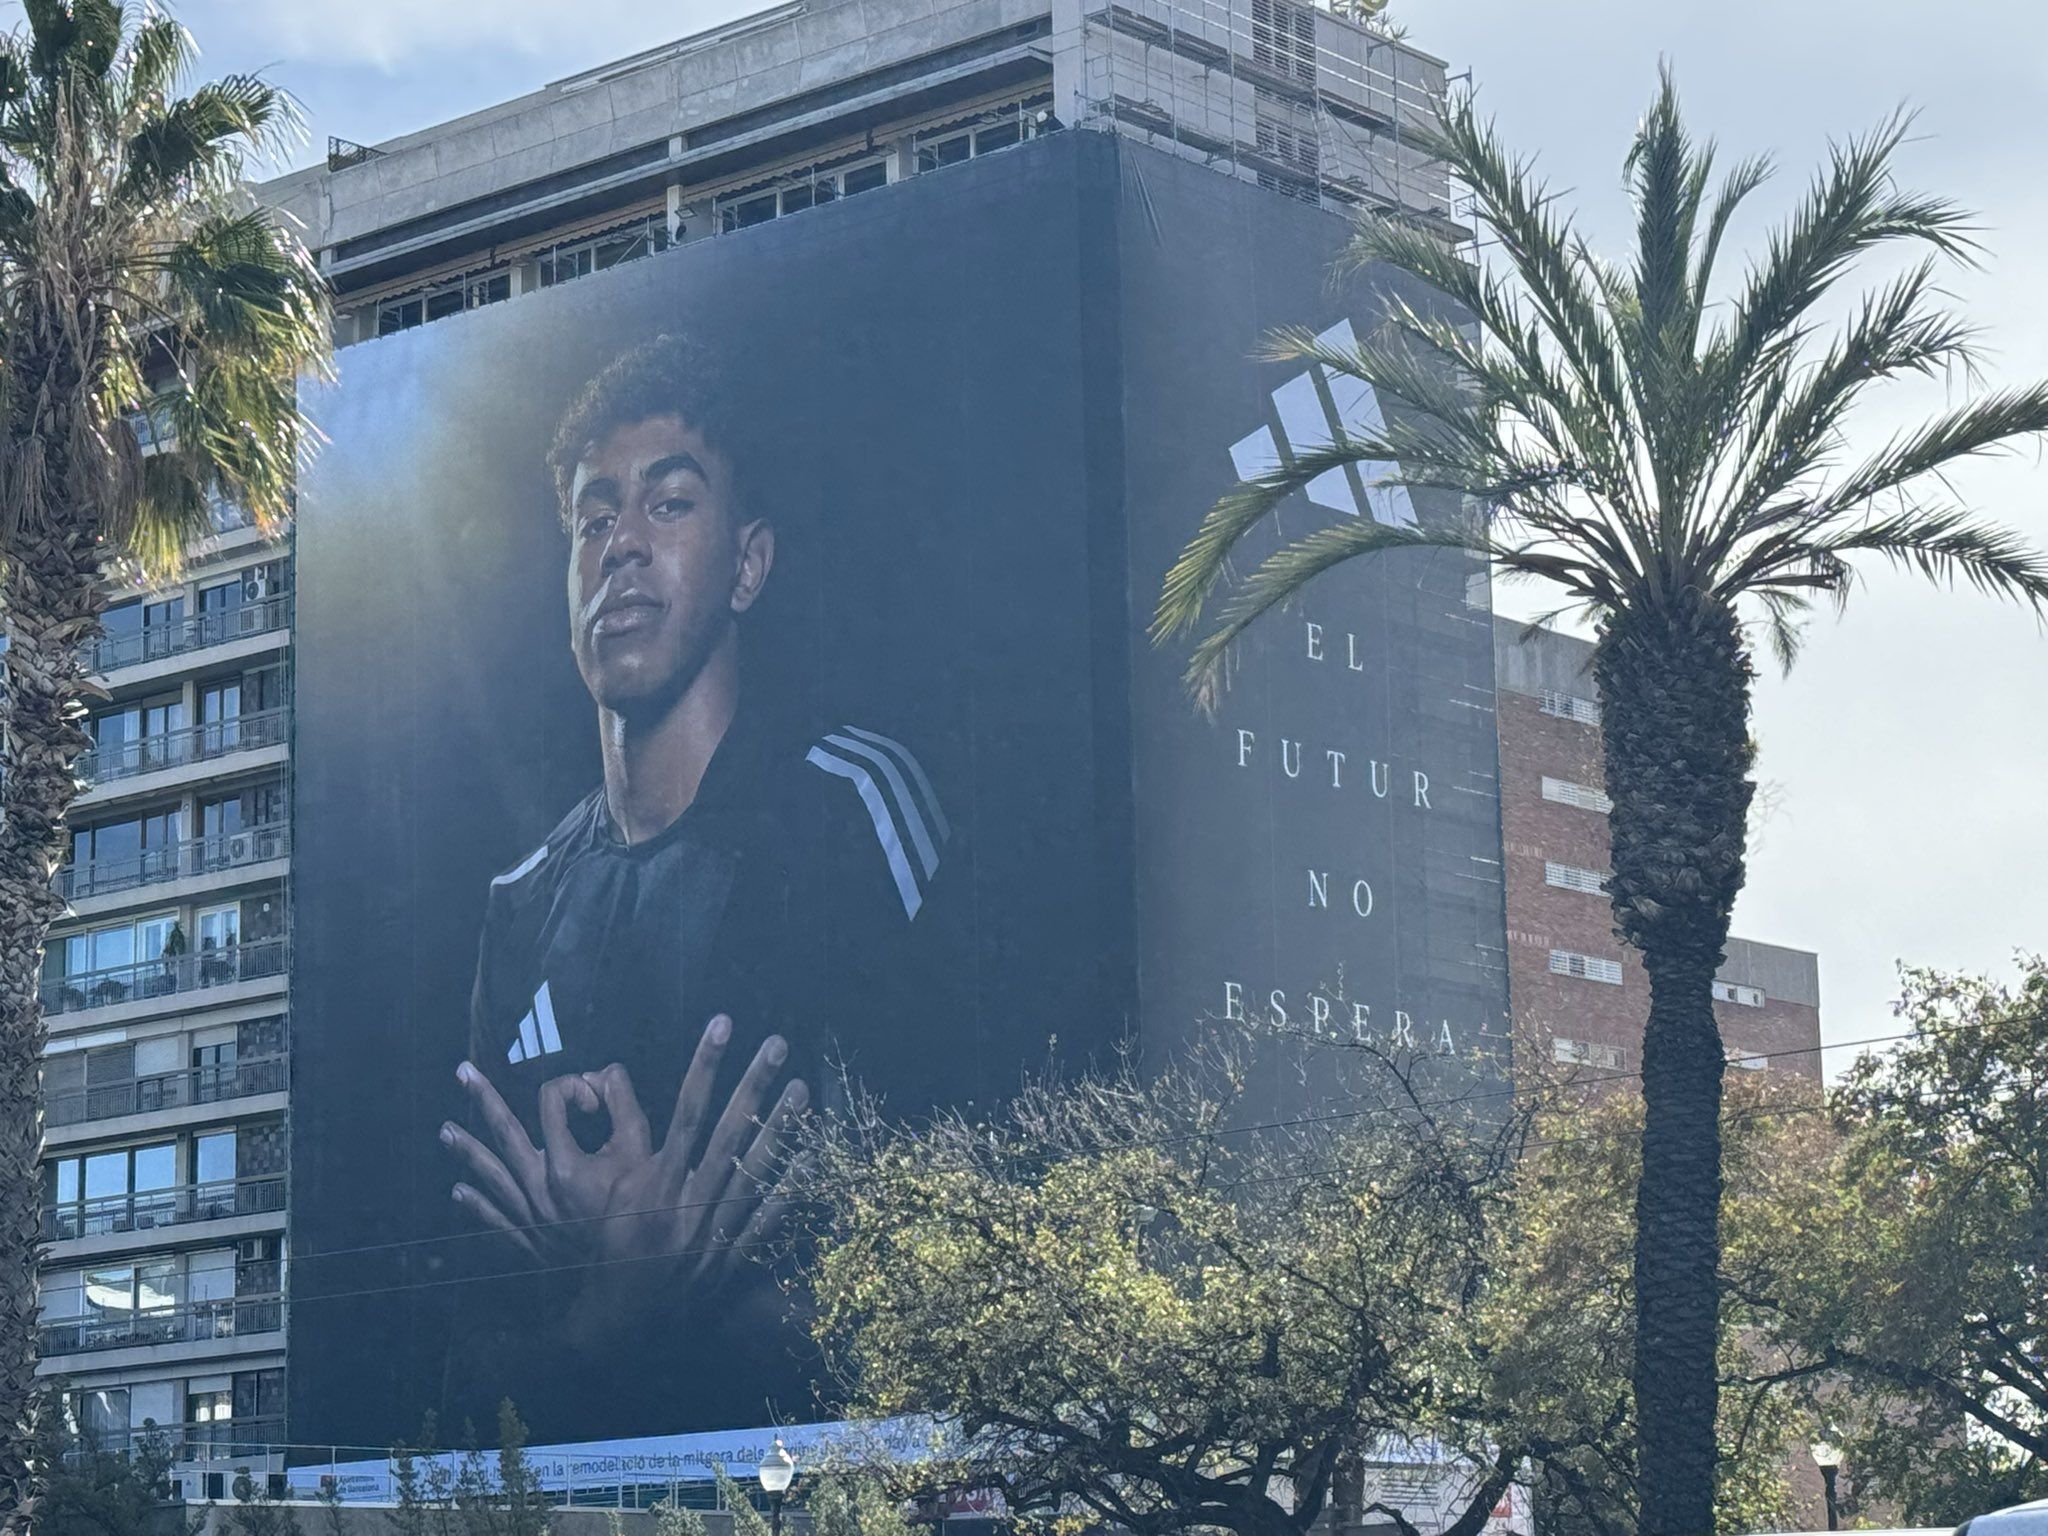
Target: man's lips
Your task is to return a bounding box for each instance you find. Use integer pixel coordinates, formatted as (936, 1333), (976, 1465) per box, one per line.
(589, 593), (663, 638)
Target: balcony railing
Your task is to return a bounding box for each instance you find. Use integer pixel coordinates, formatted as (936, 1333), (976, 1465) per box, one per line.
(76, 709), (287, 787)
(44, 1171), (287, 1242)
(55, 822), (289, 902)
(89, 596), (292, 674)
(72, 1417), (286, 1462)
(41, 936), (288, 1018)
(39, 1293), (283, 1356)
(46, 1054), (287, 1130)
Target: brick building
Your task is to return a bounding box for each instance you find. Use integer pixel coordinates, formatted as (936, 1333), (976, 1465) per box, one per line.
(1494, 617), (1824, 1084)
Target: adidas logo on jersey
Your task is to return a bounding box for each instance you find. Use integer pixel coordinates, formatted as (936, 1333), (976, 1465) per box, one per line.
(1229, 316), (1417, 530)
(505, 979), (564, 1065)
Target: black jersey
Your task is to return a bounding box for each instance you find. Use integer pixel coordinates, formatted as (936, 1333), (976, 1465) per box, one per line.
(443, 703), (958, 1438)
(469, 705), (954, 1131)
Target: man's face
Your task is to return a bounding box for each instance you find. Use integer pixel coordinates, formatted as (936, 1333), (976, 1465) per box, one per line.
(565, 412), (769, 716)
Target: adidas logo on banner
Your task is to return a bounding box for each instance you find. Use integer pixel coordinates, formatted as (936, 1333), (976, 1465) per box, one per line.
(505, 980), (564, 1065)
(1228, 317), (1417, 530)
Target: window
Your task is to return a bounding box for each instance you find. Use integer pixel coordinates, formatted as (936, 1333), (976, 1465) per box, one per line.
(1251, 0), (1317, 82)
(1543, 861), (1607, 895)
(1550, 949), (1624, 986)
(538, 216), (669, 286)
(843, 161), (888, 196)
(200, 679), (241, 751)
(1539, 689), (1602, 725)
(100, 595), (186, 665)
(187, 1384), (233, 1447)
(1553, 1037), (1625, 1071)
(1728, 1048), (1768, 1071)
(45, 913), (176, 994)
(714, 157), (890, 234)
(1713, 980), (1766, 1008)
(376, 270), (509, 335)
(45, 1140), (177, 1236)
(1540, 775), (1612, 814)
(915, 133), (971, 173)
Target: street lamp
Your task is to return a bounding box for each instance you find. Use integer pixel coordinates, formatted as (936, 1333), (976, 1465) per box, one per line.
(758, 1437), (797, 1536)
(1809, 1437), (1843, 1532)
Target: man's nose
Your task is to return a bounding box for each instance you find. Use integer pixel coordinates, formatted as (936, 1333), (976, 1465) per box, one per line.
(600, 506), (653, 569)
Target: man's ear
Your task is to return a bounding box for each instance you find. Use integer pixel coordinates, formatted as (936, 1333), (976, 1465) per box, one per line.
(731, 519), (776, 614)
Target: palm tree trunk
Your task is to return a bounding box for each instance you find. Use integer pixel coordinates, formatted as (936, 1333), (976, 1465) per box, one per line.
(0, 515), (102, 1530)
(1594, 597), (1753, 1536)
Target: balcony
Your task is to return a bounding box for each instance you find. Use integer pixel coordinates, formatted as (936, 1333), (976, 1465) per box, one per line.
(41, 936), (288, 1020)
(72, 1418), (285, 1463)
(89, 596), (291, 676)
(39, 1293), (283, 1357)
(44, 1171), (286, 1243)
(56, 823), (289, 904)
(76, 710), (287, 787)
(46, 1054), (287, 1131)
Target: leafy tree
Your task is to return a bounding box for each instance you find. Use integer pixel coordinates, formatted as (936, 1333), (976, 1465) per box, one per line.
(800, 1045), (1563, 1536)
(0, 4), (327, 1521)
(1767, 962), (2048, 1523)
(1154, 69), (2048, 1536)
(448, 1406), (548, 1536)
(29, 1406), (178, 1536)
(1487, 1069), (1833, 1536)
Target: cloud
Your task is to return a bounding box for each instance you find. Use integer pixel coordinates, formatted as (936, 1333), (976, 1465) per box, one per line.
(197, 0), (746, 73)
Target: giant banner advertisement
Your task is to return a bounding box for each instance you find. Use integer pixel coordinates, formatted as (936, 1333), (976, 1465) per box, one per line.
(288, 131), (1507, 1453)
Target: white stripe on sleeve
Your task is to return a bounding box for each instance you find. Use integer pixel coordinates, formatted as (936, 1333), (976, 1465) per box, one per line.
(806, 745), (924, 920)
(839, 725), (951, 842)
(822, 732), (938, 879)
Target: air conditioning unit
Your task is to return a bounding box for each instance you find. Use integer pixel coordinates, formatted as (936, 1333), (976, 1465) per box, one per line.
(242, 568), (270, 602)
(225, 831), (257, 864)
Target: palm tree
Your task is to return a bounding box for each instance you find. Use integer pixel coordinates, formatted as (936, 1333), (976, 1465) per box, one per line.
(0, 2), (327, 1522)
(1155, 71), (2048, 1536)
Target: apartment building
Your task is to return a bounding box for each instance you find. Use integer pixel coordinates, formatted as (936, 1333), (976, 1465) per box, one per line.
(32, 0), (1459, 1481)
(1494, 617), (1825, 1084)
(38, 506), (291, 1466)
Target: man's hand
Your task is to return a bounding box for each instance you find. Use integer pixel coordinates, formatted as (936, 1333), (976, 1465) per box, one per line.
(440, 1015), (808, 1298)
(579, 1015), (809, 1283)
(442, 1063), (622, 1265)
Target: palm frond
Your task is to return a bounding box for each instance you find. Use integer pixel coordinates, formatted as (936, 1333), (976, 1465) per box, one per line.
(121, 14), (195, 118)
(1425, 94), (1649, 520)
(1790, 506), (2048, 614)
(1153, 436), (1419, 643)
(1817, 383), (2048, 516)
(1701, 259), (1979, 564)
(120, 75), (291, 202)
(1184, 518), (1497, 709)
(1712, 109), (1974, 422)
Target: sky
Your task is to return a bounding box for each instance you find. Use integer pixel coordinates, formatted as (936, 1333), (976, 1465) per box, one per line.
(7, 0), (2043, 1078)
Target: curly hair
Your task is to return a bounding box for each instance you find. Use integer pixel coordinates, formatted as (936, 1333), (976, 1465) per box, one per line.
(546, 334), (750, 527)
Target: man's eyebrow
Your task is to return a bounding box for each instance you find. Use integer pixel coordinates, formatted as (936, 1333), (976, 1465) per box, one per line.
(572, 475), (620, 512)
(642, 451), (707, 486)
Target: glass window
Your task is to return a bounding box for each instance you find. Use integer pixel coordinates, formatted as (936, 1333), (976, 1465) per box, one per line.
(136, 1257), (177, 1313)
(188, 1251), (235, 1304)
(976, 120), (1023, 153)
(843, 161), (888, 196)
(42, 1270), (82, 1320)
(83, 1153), (127, 1203)
(84, 1265), (135, 1320)
(198, 579), (241, 615)
(195, 1132), (235, 1188)
(916, 134), (971, 172)
(425, 285), (465, 322)
(131, 1143), (176, 1192)
(198, 906), (239, 953)
(73, 1388), (128, 1444)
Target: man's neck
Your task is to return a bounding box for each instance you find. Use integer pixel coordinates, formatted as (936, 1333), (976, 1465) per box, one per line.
(598, 640), (740, 845)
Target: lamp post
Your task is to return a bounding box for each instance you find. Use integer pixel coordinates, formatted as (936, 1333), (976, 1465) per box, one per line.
(1809, 1438), (1842, 1532)
(758, 1437), (797, 1536)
